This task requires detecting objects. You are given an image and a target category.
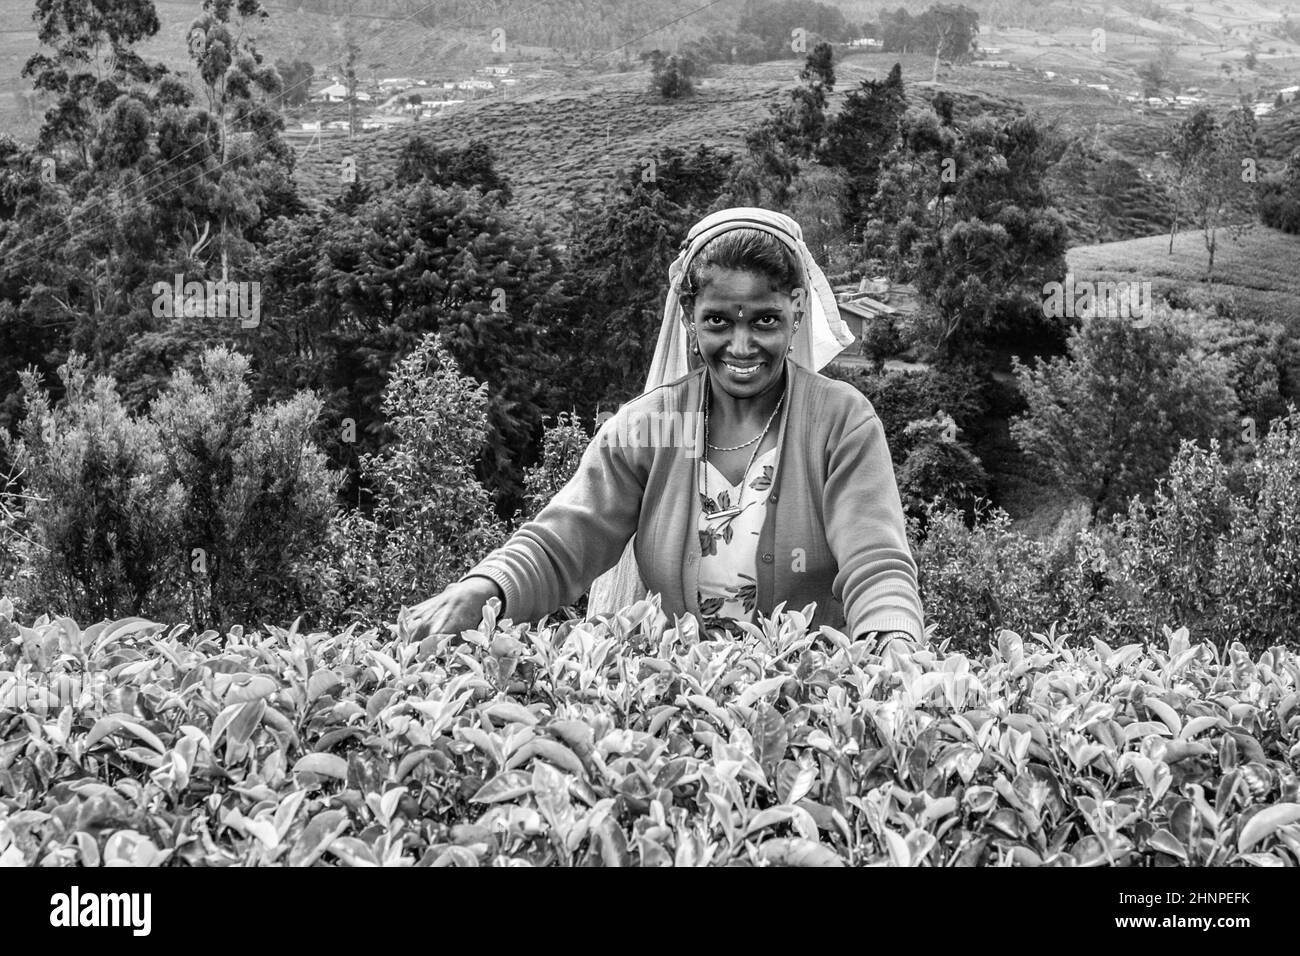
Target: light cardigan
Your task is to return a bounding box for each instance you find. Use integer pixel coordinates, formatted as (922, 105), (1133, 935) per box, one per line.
(458, 357), (925, 641)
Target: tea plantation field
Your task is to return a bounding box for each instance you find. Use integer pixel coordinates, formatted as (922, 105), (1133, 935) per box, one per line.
(2, 595), (1297, 866)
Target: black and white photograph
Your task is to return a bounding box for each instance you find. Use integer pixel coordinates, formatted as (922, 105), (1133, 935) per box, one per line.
(0, 0), (1297, 923)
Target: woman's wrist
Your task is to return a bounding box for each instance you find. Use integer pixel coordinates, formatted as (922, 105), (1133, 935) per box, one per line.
(461, 574), (504, 605)
(866, 629), (915, 649)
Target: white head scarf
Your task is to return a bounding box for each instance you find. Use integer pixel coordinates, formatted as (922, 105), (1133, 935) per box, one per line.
(586, 206), (856, 617)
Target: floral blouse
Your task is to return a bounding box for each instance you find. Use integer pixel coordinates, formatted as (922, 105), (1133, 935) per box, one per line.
(696, 448), (777, 640)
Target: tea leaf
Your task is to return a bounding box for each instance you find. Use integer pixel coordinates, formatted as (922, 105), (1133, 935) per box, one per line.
(1238, 803), (1300, 853)
(1148, 827), (1187, 861)
(289, 809), (349, 867)
(292, 753), (348, 780)
(751, 702), (788, 777)
(757, 838), (845, 867)
(471, 770), (535, 804)
(737, 675), (788, 708)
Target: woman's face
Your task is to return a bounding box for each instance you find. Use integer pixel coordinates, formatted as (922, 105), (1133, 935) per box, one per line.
(683, 268), (798, 401)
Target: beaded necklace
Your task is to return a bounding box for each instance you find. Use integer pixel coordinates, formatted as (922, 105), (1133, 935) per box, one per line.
(702, 379), (785, 523)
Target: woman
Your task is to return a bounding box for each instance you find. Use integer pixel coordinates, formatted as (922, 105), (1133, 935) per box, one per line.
(409, 207), (923, 647)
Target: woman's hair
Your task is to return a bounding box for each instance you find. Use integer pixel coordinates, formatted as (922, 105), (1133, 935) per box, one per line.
(678, 228), (802, 313)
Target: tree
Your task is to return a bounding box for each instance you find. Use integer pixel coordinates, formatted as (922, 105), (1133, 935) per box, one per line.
(1158, 107), (1216, 253)
(1011, 309), (1238, 518)
(1137, 59), (1168, 99)
(394, 137), (512, 201)
(738, 0), (850, 59)
(309, 334), (507, 628)
(895, 413), (989, 516)
(3, 353), (182, 622)
(1259, 146), (1300, 234)
(21, 0), (166, 169)
(819, 63), (907, 235)
(186, 0), (288, 283)
(923, 4), (980, 81)
(1180, 106), (1258, 285)
(718, 43), (837, 210)
(1111, 409), (1300, 651)
(766, 43), (835, 161)
(645, 50), (696, 98)
(275, 58), (314, 107)
(4, 348), (337, 628)
(521, 411), (590, 521)
(2, 0), (300, 423)
(880, 3), (980, 73)
(787, 164), (848, 269)
(148, 346), (338, 629)
(863, 109), (1070, 360)
(251, 182), (570, 519)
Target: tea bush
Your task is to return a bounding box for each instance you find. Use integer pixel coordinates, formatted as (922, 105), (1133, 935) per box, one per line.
(2, 594), (1297, 867)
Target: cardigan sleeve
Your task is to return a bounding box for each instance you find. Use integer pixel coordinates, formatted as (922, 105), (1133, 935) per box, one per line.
(822, 409), (925, 642)
(456, 410), (649, 624)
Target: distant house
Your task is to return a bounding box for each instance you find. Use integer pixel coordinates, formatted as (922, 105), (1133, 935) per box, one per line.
(1086, 83), (1110, 91)
(836, 294), (898, 353)
(971, 59), (1012, 69)
(478, 64), (513, 75)
(848, 37), (883, 48)
(980, 46), (1004, 55)
(379, 77), (413, 89)
(832, 278), (920, 355)
(1254, 102), (1275, 117)
(1280, 86), (1300, 103)
(311, 83), (371, 102)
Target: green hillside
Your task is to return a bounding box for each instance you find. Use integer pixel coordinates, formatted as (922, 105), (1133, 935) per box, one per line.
(1066, 226), (1300, 330)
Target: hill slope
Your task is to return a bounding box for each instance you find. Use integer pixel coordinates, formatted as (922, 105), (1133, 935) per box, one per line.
(1066, 226), (1300, 330)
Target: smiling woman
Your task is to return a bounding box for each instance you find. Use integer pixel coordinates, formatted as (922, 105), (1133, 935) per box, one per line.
(408, 207), (924, 649)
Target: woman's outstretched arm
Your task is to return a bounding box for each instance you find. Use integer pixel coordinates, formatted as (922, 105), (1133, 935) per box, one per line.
(451, 410), (650, 622)
(822, 408), (925, 642)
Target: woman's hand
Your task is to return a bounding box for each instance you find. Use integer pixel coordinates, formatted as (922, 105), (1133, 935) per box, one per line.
(406, 576), (503, 647)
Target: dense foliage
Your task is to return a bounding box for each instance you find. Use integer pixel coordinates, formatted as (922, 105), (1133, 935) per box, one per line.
(1, 595), (1296, 867)
(305, 334), (507, 632)
(1011, 309), (1238, 518)
(1259, 147), (1300, 235)
(2, 348), (337, 631)
(917, 408), (1300, 656)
